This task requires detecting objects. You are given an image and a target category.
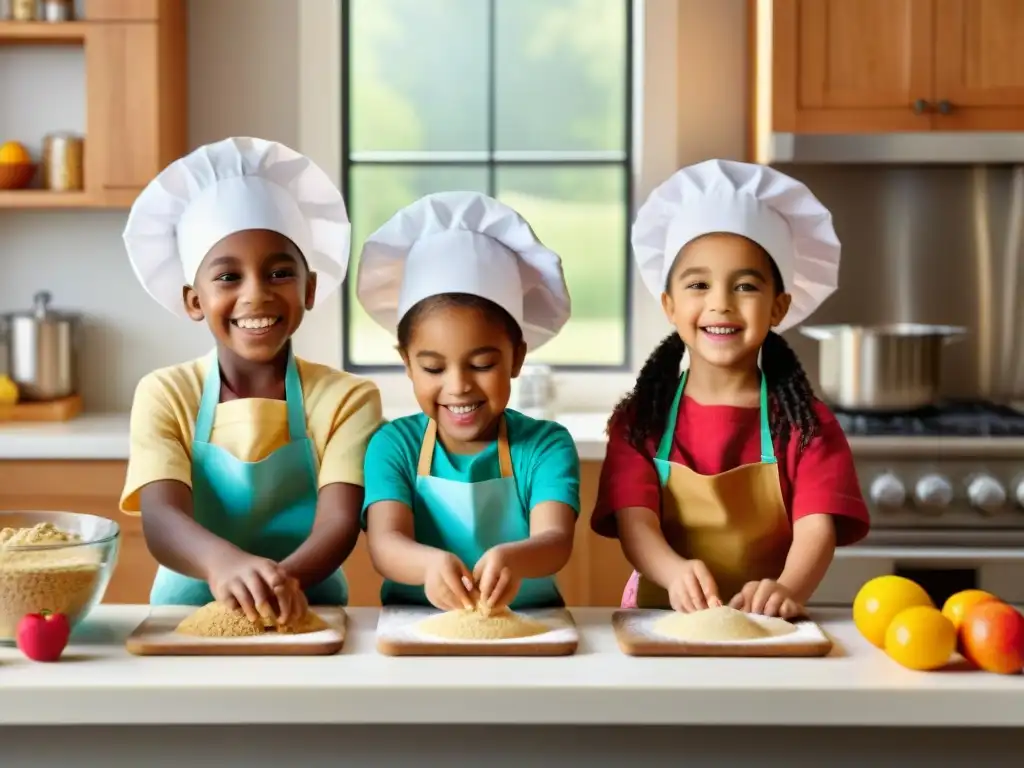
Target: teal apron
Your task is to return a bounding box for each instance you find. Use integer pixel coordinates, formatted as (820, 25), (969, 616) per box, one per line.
(381, 415), (563, 609)
(149, 347), (348, 606)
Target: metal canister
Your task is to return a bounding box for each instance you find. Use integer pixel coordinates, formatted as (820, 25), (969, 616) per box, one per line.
(42, 132), (85, 191)
(41, 0), (72, 21)
(7, 291), (80, 401)
(11, 0), (36, 20)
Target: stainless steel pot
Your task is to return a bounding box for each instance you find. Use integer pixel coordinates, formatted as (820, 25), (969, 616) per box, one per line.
(799, 323), (967, 411)
(6, 291), (81, 401)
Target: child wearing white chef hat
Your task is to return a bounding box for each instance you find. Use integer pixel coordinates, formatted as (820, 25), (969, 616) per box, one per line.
(356, 191), (580, 613)
(591, 159), (869, 618)
(119, 137), (382, 626)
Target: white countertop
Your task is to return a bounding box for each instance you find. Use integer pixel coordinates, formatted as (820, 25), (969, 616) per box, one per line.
(2, 411), (1024, 462)
(0, 605), (1020, 727)
(0, 411), (613, 461)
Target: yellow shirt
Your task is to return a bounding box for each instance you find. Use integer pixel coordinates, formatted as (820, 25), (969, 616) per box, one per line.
(120, 355), (383, 514)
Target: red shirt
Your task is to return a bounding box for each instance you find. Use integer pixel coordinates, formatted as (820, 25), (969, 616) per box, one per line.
(591, 396), (870, 547)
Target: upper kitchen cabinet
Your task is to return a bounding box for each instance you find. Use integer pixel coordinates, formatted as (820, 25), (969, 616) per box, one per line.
(84, 14), (186, 207)
(752, 0), (1024, 160)
(83, 0), (171, 21)
(933, 0), (1024, 130)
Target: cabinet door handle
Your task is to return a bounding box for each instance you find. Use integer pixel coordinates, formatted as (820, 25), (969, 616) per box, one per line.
(937, 100), (953, 115)
(912, 98), (930, 114)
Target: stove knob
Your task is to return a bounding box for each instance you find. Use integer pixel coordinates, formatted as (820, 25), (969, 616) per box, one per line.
(914, 474), (954, 508)
(869, 473), (907, 508)
(1014, 478), (1024, 509)
(966, 475), (1007, 513)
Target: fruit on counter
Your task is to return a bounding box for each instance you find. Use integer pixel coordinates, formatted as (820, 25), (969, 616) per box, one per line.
(884, 606), (956, 671)
(960, 601), (1024, 675)
(853, 575), (934, 648)
(16, 610), (71, 662)
(0, 374), (18, 406)
(0, 140), (31, 165)
(941, 589), (998, 631)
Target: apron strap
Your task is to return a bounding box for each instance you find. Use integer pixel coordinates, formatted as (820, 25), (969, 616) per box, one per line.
(193, 347), (307, 444)
(758, 372), (776, 464)
(283, 347), (308, 442)
(417, 415), (513, 479)
(194, 350), (220, 444)
(654, 369), (777, 465)
(655, 371), (687, 462)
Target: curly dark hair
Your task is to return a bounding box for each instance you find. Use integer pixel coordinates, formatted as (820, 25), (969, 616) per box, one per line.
(611, 253), (820, 453)
(396, 293), (524, 351)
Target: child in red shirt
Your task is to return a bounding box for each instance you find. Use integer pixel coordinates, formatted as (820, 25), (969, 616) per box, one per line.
(591, 160), (870, 618)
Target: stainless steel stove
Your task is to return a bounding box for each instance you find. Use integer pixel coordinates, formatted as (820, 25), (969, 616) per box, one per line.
(810, 401), (1024, 609)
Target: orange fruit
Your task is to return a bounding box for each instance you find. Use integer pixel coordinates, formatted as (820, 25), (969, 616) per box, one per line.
(0, 141), (30, 165)
(941, 589), (998, 634)
(960, 601), (1024, 675)
(853, 575), (933, 648)
(884, 606), (956, 671)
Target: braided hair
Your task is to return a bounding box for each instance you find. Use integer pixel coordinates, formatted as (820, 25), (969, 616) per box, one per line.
(610, 256), (820, 454)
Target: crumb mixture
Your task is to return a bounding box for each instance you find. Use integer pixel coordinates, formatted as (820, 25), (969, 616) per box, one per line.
(175, 601), (330, 638)
(652, 605), (797, 642)
(415, 605), (550, 641)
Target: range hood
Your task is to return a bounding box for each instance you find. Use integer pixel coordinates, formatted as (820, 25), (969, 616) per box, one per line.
(762, 132), (1024, 165)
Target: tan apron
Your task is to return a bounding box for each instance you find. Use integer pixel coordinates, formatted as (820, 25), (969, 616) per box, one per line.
(635, 370), (792, 608)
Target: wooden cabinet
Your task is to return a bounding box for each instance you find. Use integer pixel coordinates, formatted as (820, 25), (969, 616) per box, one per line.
(754, 0), (1024, 134)
(0, 461), (635, 608)
(84, 4), (187, 207)
(84, 0), (174, 22)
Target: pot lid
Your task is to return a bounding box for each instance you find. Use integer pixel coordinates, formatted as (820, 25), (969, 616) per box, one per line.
(8, 291), (81, 322)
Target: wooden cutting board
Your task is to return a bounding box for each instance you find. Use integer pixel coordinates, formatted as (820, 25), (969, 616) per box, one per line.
(612, 609), (833, 657)
(376, 606), (579, 657)
(125, 606), (347, 656)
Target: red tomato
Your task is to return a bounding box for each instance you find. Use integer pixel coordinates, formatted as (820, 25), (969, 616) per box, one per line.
(16, 611), (71, 662)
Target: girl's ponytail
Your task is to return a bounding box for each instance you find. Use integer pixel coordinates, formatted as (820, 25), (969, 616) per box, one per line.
(609, 332), (685, 453)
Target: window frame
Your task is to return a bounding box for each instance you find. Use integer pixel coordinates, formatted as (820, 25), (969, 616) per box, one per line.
(338, 0), (636, 374)
(293, 0), (686, 415)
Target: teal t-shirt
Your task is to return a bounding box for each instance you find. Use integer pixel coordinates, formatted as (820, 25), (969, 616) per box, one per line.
(361, 409), (581, 523)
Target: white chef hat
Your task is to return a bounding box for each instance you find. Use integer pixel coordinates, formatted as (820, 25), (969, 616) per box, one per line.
(632, 159), (840, 331)
(122, 137), (351, 317)
(356, 191), (571, 350)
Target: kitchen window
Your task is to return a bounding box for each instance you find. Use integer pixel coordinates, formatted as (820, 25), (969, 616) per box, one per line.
(340, 0), (634, 372)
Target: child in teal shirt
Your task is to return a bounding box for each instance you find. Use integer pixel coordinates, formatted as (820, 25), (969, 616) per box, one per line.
(356, 191), (580, 613)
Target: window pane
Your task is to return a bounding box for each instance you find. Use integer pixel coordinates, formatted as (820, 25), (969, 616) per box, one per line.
(496, 165), (627, 366)
(349, 0), (488, 152)
(495, 0), (628, 152)
(346, 165), (490, 366)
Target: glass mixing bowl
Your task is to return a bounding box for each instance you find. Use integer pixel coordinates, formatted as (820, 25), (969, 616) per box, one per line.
(0, 510), (120, 642)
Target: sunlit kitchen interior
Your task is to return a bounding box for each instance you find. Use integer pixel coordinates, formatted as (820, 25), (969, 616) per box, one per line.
(1, 0), (1024, 762)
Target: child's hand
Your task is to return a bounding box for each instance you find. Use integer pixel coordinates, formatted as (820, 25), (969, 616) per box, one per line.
(473, 544), (521, 612)
(207, 552), (292, 623)
(666, 559), (722, 612)
(274, 575), (307, 627)
(423, 550), (474, 612)
(729, 579), (802, 618)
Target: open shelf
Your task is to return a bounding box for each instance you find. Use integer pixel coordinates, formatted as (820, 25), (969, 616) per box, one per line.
(0, 190), (94, 208)
(0, 21), (88, 44)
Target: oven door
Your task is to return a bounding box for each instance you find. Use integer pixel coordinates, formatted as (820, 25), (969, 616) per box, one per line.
(810, 545), (1024, 608)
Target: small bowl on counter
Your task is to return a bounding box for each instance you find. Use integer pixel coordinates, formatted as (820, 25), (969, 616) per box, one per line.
(0, 511), (120, 642)
(0, 162), (36, 190)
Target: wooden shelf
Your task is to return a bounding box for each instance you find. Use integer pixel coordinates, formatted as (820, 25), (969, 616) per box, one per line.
(0, 21), (88, 43)
(0, 190), (94, 208)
